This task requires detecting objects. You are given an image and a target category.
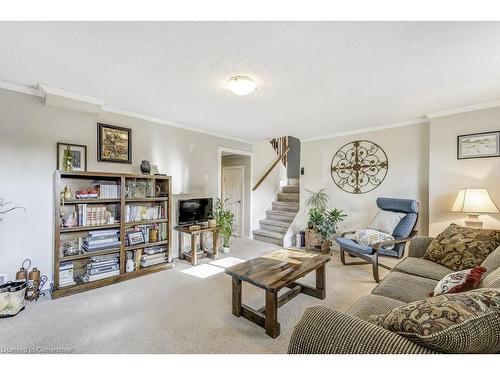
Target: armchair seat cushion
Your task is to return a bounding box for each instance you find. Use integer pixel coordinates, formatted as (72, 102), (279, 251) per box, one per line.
(347, 294), (406, 321)
(335, 237), (373, 255)
(394, 257), (452, 281)
(372, 272), (436, 303)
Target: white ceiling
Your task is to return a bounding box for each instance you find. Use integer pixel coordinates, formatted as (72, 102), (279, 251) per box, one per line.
(1, 22), (500, 142)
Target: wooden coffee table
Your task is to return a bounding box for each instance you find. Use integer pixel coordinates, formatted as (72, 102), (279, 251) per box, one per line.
(225, 249), (330, 338)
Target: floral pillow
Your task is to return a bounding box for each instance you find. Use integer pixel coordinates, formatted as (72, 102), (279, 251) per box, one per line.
(369, 288), (500, 353)
(423, 223), (500, 271)
(355, 229), (395, 250)
(431, 266), (487, 296)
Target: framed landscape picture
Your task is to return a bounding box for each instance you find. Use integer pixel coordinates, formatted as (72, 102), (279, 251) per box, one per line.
(57, 142), (87, 171)
(457, 131), (500, 159)
(97, 123), (132, 163)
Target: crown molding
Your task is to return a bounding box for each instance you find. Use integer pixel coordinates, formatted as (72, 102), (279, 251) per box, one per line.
(0, 79), (43, 97)
(0, 79), (253, 144)
(425, 99), (500, 119)
(302, 117), (429, 143)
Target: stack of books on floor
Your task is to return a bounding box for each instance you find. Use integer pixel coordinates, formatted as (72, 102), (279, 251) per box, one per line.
(80, 254), (120, 283)
(59, 261), (76, 287)
(141, 245), (167, 268)
(83, 230), (121, 252)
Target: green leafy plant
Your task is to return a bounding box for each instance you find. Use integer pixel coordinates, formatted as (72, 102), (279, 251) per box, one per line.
(305, 189), (346, 242)
(305, 188), (329, 210)
(212, 198), (236, 247)
(315, 208), (347, 241)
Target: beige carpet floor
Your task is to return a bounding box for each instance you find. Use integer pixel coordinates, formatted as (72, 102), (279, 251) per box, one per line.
(0, 238), (398, 354)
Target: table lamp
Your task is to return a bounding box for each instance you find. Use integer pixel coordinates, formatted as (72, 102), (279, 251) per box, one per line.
(451, 188), (499, 229)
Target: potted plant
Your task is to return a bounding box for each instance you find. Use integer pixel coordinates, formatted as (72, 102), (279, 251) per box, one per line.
(304, 189), (346, 253)
(212, 198), (236, 253)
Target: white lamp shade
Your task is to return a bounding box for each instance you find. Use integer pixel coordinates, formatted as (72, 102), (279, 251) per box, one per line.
(451, 188), (499, 213)
(226, 76), (256, 96)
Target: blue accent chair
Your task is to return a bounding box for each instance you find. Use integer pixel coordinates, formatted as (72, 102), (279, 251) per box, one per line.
(335, 197), (419, 282)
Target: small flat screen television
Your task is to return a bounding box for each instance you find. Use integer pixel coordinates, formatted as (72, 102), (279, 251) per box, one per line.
(178, 198), (213, 226)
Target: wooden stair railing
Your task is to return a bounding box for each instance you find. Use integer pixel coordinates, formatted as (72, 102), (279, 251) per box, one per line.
(252, 147), (290, 191)
(269, 136), (288, 167)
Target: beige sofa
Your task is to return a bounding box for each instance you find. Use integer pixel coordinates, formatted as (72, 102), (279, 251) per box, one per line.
(288, 236), (500, 354)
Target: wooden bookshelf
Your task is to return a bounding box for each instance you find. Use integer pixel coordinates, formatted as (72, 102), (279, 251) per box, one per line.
(52, 170), (173, 299)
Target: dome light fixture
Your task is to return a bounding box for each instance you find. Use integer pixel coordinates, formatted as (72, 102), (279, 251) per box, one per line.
(226, 76), (257, 96)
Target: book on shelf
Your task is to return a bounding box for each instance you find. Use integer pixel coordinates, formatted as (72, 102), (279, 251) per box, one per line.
(125, 205), (164, 223)
(80, 254), (120, 283)
(83, 229), (120, 251)
(80, 270), (120, 283)
(59, 261), (76, 286)
(66, 204), (113, 227)
(92, 181), (121, 199)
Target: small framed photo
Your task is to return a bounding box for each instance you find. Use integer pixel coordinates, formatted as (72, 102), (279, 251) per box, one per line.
(127, 231), (145, 246)
(97, 123), (132, 163)
(57, 142), (87, 171)
(457, 131), (500, 160)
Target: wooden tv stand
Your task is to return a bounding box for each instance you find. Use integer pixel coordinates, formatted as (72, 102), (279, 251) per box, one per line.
(175, 225), (220, 266)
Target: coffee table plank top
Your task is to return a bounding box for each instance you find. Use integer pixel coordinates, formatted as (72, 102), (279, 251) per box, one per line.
(225, 249), (330, 291)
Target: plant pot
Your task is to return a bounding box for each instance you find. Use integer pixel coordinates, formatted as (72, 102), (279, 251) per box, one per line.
(222, 246), (230, 254)
(305, 229), (331, 254)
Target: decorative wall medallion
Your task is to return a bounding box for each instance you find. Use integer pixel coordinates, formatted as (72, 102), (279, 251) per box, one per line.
(330, 140), (388, 194)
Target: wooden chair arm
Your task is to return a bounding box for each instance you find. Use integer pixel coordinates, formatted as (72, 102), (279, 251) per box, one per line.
(340, 230), (356, 238)
(372, 230), (417, 251)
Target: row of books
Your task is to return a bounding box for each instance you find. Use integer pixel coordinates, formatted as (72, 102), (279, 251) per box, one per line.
(59, 261), (76, 287)
(83, 229), (121, 252)
(73, 204), (113, 227)
(80, 254), (120, 283)
(125, 205), (165, 223)
(93, 181), (121, 199)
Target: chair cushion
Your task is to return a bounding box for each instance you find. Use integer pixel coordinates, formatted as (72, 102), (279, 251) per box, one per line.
(347, 294), (406, 321)
(335, 237), (373, 255)
(432, 266), (487, 296)
(369, 288), (500, 353)
(481, 245), (500, 276)
(367, 210), (406, 234)
(480, 267), (500, 289)
(355, 229), (395, 250)
(423, 223), (500, 271)
(394, 257), (452, 281)
(372, 272), (436, 303)
(393, 212), (417, 239)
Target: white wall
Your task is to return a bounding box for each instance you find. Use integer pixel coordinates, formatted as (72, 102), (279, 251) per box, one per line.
(429, 107), (500, 235)
(250, 140), (286, 234)
(292, 123), (430, 237)
(0, 88), (251, 283)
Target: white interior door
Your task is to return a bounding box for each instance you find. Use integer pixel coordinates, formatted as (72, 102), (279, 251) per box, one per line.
(222, 166), (244, 237)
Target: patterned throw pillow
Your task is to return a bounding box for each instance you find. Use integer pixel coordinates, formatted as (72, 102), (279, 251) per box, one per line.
(369, 288), (500, 353)
(355, 229), (395, 250)
(431, 266), (487, 296)
(367, 210), (406, 234)
(423, 223), (500, 271)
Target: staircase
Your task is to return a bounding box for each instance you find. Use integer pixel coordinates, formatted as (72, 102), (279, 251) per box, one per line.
(252, 177), (299, 246)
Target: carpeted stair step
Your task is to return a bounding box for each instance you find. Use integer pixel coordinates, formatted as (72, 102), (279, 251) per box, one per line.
(282, 185), (299, 193)
(277, 192), (299, 202)
(265, 210), (296, 222)
(287, 178), (300, 186)
(252, 229), (284, 246)
(272, 201), (299, 212)
(259, 219), (289, 233)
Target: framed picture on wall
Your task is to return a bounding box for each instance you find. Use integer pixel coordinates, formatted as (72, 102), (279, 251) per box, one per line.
(457, 131), (500, 159)
(57, 142), (87, 171)
(97, 123), (132, 163)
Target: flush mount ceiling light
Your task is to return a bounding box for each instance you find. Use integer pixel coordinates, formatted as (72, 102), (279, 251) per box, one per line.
(226, 76), (257, 96)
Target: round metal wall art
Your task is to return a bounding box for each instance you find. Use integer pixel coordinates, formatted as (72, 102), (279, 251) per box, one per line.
(330, 140), (388, 194)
